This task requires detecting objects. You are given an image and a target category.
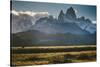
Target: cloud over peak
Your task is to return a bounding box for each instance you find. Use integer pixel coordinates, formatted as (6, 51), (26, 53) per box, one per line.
(11, 10), (49, 33)
(11, 10), (49, 16)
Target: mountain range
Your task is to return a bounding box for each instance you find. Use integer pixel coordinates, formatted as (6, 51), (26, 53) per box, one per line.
(11, 7), (96, 46)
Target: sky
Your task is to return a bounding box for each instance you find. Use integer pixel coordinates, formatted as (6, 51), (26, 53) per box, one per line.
(11, 0), (96, 21)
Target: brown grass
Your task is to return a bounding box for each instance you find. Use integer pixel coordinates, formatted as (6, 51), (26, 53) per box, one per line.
(11, 45), (96, 66)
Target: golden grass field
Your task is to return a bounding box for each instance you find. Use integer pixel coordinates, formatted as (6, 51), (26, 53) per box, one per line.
(11, 45), (96, 66)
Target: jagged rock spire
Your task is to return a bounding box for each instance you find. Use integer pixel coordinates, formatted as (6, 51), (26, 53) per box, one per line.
(58, 10), (65, 22)
(66, 7), (76, 20)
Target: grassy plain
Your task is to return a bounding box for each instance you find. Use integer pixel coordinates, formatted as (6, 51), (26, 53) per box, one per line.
(11, 45), (96, 66)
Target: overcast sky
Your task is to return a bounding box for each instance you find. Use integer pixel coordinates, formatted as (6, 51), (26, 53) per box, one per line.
(11, 0), (96, 21)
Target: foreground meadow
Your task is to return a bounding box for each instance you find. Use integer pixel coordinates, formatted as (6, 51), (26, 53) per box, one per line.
(11, 45), (96, 66)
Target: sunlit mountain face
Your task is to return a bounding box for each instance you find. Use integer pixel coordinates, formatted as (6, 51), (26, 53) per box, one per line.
(11, 1), (96, 46)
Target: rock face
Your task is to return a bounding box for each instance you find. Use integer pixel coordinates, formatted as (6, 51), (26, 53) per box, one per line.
(58, 10), (65, 22)
(66, 7), (76, 20)
(34, 7), (96, 34)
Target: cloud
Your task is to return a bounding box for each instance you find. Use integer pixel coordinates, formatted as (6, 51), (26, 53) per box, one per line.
(74, 9), (78, 13)
(92, 21), (96, 24)
(11, 10), (49, 17)
(11, 10), (19, 16)
(11, 10), (49, 33)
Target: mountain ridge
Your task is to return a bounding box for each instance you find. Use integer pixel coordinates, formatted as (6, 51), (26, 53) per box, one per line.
(11, 7), (96, 46)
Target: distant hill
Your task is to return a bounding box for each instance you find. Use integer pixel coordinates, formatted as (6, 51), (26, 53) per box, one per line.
(11, 30), (96, 47)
